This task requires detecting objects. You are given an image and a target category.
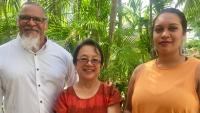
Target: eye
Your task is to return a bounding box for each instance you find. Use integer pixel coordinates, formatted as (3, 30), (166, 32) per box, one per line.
(91, 59), (100, 64)
(154, 27), (163, 33)
(19, 15), (46, 23)
(80, 58), (88, 62)
(19, 15), (31, 20)
(32, 17), (43, 22)
(168, 26), (177, 32)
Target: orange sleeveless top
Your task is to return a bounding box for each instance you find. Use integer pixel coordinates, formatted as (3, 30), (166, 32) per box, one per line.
(132, 57), (200, 113)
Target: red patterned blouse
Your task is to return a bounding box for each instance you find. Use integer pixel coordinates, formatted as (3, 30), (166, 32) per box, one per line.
(53, 83), (122, 113)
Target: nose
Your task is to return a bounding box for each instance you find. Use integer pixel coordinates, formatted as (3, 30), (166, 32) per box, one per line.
(27, 18), (37, 26)
(161, 29), (170, 39)
(86, 60), (93, 65)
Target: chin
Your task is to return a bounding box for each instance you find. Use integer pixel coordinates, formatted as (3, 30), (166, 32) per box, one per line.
(159, 50), (174, 55)
(20, 34), (40, 52)
(83, 75), (97, 80)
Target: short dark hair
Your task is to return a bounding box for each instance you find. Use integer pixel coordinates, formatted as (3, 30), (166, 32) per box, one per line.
(73, 38), (104, 65)
(153, 8), (187, 34)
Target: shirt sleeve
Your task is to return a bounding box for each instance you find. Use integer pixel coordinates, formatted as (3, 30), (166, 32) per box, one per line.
(65, 54), (78, 88)
(53, 91), (68, 113)
(108, 85), (122, 106)
(0, 77), (3, 113)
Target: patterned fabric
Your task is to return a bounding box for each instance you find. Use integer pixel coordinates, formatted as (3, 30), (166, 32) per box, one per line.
(132, 57), (200, 113)
(54, 83), (122, 113)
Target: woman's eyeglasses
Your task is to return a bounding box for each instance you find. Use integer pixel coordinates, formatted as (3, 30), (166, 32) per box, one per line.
(77, 57), (101, 65)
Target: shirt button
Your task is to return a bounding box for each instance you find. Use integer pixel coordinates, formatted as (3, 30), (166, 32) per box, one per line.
(38, 84), (40, 87)
(36, 68), (39, 71)
(40, 100), (42, 103)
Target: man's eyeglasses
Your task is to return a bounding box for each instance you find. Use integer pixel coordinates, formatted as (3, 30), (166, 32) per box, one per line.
(77, 58), (101, 65)
(19, 15), (47, 24)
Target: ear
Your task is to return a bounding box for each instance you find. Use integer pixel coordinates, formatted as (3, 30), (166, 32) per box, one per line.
(44, 22), (48, 31)
(182, 31), (186, 38)
(74, 64), (78, 70)
(16, 19), (19, 26)
(181, 33), (186, 42)
(180, 35), (186, 55)
(100, 63), (104, 69)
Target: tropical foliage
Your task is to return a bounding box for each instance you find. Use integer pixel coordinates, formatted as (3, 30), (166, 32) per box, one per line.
(1, 0), (200, 105)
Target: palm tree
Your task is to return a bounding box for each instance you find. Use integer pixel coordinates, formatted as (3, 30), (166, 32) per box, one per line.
(0, 0), (21, 44)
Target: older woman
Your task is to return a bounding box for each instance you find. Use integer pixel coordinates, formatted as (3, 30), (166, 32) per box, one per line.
(124, 8), (200, 113)
(54, 38), (122, 113)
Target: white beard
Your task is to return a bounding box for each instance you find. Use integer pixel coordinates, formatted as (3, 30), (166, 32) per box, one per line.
(20, 34), (40, 52)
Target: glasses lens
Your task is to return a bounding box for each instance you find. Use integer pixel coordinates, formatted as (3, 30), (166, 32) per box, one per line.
(19, 15), (31, 21)
(32, 17), (43, 22)
(78, 58), (100, 64)
(79, 58), (89, 63)
(19, 15), (46, 23)
(91, 59), (100, 64)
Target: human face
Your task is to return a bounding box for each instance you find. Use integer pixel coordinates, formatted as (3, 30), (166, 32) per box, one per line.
(153, 12), (185, 55)
(75, 45), (101, 81)
(17, 4), (47, 39)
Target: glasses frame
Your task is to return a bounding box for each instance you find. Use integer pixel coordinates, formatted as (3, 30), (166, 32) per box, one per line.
(18, 15), (47, 24)
(77, 57), (101, 65)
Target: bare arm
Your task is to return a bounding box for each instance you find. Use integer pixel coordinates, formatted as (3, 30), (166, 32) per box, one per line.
(123, 64), (143, 113)
(108, 103), (121, 113)
(195, 63), (200, 112)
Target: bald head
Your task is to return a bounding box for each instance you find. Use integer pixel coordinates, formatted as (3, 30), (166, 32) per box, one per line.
(19, 2), (46, 18)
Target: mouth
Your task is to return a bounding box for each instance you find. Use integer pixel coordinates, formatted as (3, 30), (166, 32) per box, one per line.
(24, 28), (39, 33)
(159, 41), (172, 46)
(83, 68), (95, 72)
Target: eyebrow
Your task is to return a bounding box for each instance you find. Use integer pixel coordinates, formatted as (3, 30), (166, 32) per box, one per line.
(78, 55), (100, 58)
(155, 23), (180, 27)
(168, 23), (180, 26)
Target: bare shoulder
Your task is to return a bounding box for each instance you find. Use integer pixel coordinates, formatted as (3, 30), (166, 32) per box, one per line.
(195, 59), (200, 100)
(196, 63), (200, 72)
(130, 64), (145, 82)
(195, 62), (200, 81)
(124, 64), (145, 112)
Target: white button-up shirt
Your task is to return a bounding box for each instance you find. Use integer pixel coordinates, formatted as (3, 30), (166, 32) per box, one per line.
(0, 35), (77, 113)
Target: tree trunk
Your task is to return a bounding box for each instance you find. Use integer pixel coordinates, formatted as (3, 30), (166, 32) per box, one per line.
(104, 0), (118, 68)
(118, 0), (122, 29)
(149, 0), (155, 58)
(108, 0), (118, 42)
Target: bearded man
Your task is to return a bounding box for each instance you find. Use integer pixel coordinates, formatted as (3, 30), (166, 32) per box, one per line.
(0, 2), (77, 113)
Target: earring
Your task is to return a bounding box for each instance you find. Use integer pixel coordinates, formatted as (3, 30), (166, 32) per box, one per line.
(179, 47), (183, 55)
(155, 50), (158, 56)
(153, 46), (158, 56)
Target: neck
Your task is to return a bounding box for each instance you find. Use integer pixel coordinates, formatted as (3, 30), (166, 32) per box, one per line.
(156, 52), (185, 68)
(32, 36), (46, 53)
(77, 79), (100, 89)
(40, 36), (46, 47)
(74, 79), (101, 99)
